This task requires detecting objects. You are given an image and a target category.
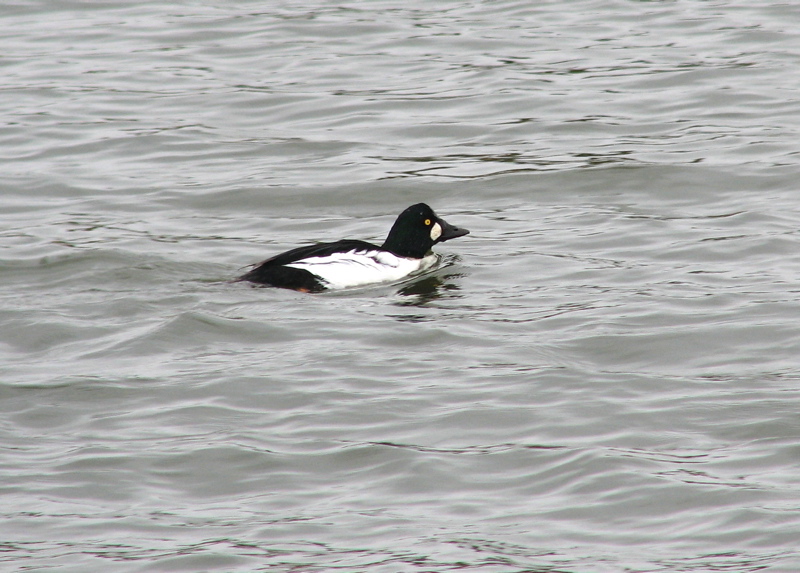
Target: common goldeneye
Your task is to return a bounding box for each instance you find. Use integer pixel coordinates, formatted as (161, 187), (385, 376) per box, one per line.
(238, 203), (469, 292)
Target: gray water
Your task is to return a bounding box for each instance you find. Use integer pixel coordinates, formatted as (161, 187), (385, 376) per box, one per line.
(2, 1), (800, 571)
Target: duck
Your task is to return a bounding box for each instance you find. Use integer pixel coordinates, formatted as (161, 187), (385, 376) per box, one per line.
(238, 203), (469, 292)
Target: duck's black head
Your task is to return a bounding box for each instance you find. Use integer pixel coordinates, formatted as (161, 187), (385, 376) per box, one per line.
(381, 203), (469, 259)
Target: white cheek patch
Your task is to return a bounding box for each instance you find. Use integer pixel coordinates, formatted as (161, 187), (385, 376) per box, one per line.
(430, 222), (442, 241)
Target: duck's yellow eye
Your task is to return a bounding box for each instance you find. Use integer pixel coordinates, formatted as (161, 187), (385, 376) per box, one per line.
(424, 219), (431, 226)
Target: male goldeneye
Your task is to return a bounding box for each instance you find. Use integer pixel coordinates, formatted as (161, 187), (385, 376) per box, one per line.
(238, 203), (469, 292)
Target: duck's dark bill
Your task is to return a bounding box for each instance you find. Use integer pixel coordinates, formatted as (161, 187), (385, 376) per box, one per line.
(438, 219), (470, 242)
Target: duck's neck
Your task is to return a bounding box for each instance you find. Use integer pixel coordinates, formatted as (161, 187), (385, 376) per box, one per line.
(382, 228), (431, 259)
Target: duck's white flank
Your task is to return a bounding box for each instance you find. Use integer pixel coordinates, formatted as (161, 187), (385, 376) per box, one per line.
(286, 249), (438, 289)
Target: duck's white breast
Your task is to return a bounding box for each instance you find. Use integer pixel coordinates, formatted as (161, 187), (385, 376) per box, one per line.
(286, 249), (437, 289)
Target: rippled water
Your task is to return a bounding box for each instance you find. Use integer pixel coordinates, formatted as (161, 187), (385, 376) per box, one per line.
(3, 1), (800, 571)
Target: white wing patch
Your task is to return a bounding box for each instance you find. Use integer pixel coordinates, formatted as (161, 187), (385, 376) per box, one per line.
(286, 249), (437, 289)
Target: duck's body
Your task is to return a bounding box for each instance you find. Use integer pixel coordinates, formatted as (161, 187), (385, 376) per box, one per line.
(238, 203), (469, 292)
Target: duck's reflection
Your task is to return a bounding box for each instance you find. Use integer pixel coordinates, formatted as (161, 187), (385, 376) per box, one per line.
(394, 271), (464, 307)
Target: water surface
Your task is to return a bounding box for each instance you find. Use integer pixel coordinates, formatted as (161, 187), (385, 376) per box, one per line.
(2, 1), (800, 571)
